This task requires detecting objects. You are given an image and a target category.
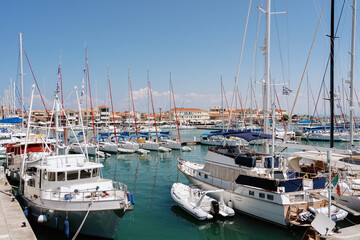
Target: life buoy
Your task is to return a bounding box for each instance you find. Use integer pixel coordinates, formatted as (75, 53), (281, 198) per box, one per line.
(304, 174), (309, 179)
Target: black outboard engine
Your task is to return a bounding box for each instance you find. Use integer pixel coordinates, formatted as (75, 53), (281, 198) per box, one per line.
(210, 201), (220, 216)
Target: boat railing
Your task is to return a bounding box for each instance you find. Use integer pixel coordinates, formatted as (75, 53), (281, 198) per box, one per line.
(40, 183), (128, 202)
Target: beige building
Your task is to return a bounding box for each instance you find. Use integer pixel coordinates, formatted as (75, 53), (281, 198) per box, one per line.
(169, 108), (209, 122)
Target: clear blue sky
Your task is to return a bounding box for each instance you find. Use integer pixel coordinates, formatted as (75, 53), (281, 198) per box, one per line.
(0, 0), (358, 116)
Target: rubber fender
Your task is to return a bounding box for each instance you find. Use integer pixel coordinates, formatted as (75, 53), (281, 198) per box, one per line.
(64, 220), (70, 238)
(131, 194), (135, 205)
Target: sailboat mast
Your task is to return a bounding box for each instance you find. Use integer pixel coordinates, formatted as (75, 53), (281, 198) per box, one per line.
(148, 71), (159, 141)
(19, 32), (24, 129)
(85, 48), (96, 139)
(262, 0), (271, 154)
(128, 68), (138, 139)
(59, 53), (66, 144)
(330, 0), (335, 148)
(170, 75), (181, 142)
(107, 67), (118, 143)
(350, 0), (356, 148)
(221, 76), (224, 132)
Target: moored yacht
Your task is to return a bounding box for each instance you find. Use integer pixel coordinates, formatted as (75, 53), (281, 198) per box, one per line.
(19, 87), (133, 239)
(178, 145), (334, 227)
(20, 153), (133, 238)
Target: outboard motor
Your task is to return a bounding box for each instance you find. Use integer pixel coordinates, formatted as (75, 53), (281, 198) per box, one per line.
(210, 201), (220, 216)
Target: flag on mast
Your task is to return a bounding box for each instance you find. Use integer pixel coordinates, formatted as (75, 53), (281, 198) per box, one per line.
(282, 86), (292, 95)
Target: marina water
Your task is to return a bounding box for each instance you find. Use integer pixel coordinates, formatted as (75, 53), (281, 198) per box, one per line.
(28, 129), (359, 239)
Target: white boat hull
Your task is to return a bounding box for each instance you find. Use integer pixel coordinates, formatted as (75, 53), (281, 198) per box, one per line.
(24, 199), (126, 239)
(99, 143), (118, 154)
(140, 141), (159, 151)
(183, 174), (288, 226)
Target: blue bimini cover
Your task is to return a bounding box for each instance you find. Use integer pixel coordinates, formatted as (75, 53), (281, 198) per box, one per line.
(0, 117), (22, 124)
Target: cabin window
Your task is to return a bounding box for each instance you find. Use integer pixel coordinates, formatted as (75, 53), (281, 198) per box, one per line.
(267, 194), (274, 201)
(259, 193), (265, 198)
(205, 174), (208, 179)
(80, 169), (92, 179)
(92, 168), (99, 177)
(48, 172), (56, 181)
(67, 171), (79, 180)
(28, 179), (35, 187)
(249, 190), (254, 196)
(198, 172), (201, 176)
(57, 172), (65, 181)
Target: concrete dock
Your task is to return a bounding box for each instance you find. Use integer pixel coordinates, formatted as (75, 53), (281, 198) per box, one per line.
(321, 224), (360, 240)
(0, 168), (36, 240)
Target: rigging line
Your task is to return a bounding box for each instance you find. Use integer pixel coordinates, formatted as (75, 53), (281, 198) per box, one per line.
(286, 0), (326, 138)
(236, 85), (247, 131)
(309, 81), (323, 124)
(336, 85), (348, 130)
(273, 0), (288, 85)
(309, 0), (346, 129)
(23, 49), (56, 135)
(312, 0), (328, 37)
(285, 0), (290, 86)
(252, 84), (263, 132)
(85, 48), (96, 140)
(222, 82), (234, 131)
(226, 0), (252, 131)
(148, 71), (159, 141)
(170, 75), (181, 142)
(59, 57), (66, 145)
(324, 84), (340, 131)
(245, 0), (262, 116)
(107, 67), (118, 143)
(128, 69), (138, 139)
(274, 88), (286, 131)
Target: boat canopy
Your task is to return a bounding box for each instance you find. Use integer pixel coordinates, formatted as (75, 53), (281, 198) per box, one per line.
(299, 119), (310, 123)
(0, 117), (22, 124)
(221, 132), (276, 142)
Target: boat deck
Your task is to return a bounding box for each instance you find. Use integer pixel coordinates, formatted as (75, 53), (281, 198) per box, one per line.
(0, 169), (36, 240)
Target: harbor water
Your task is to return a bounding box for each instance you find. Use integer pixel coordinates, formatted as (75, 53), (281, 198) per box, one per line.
(28, 129), (358, 239)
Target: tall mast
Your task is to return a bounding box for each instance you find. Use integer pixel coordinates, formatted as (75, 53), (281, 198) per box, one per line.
(13, 80), (16, 116)
(19, 32), (24, 129)
(349, 0), (356, 148)
(85, 48), (96, 139)
(59, 53), (66, 144)
(330, 0), (335, 148)
(261, 0), (271, 154)
(221, 76), (224, 132)
(148, 71), (159, 141)
(107, 67), (118, 143)
(170, 73), (181, 142)
(128, 68), (138, 139)
(169, 74), (172, 122)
